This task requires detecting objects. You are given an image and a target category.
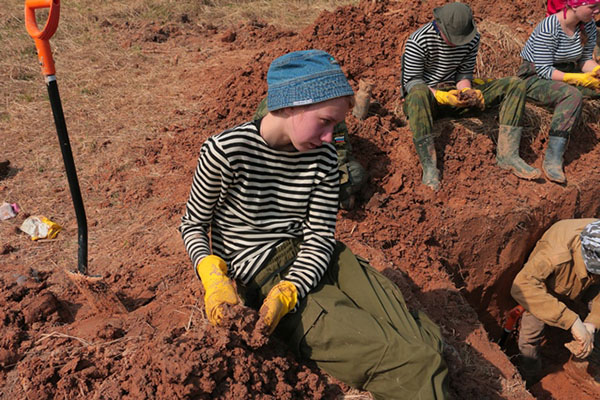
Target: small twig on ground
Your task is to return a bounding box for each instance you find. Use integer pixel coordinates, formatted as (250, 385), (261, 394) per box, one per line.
(37, 331), (92, 347)
(186, 306), (196, 331)
(184, 300), (202, 331)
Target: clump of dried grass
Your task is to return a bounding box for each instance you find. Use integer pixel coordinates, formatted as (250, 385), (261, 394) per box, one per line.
(475, 20), (527, 78)
(521, 103), (552, 140)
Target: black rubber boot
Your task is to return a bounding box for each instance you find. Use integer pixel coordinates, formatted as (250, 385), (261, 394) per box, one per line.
(543, 136), (568, 183)
(496, 125), (541, 180)
(519, 355), (542, 388)
(413, 136), (440, 191)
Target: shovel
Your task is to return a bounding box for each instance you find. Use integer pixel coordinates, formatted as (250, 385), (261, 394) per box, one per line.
(25, 0), (126, 314)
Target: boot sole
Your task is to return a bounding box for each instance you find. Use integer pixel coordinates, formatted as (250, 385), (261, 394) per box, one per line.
(497, 162), (541, 180)
(542, 167), (566, 184)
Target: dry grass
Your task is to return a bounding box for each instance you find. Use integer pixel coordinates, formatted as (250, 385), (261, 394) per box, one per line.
(475, 20), (527, 78)
(0, 0), (357, 281)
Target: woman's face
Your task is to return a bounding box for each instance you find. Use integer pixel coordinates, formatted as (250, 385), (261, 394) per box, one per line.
(574, 3), (600, 22)
(286, 97), (351, 152)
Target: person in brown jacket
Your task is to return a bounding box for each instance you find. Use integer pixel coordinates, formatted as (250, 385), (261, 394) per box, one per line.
(511, 218), (600, 384)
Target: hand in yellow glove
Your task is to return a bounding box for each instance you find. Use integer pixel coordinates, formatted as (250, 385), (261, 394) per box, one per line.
(459, 88), (485, 110)
(434, 89), (467, 107)
(258, 280), (298, 335)
(196, 255), (239, 326)
(562, 67), (600, 90)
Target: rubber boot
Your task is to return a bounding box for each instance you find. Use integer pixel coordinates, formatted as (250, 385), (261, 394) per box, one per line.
(543, 136), (568, 183)
(496, 125), (541, 180)
(414, 136), (440, 191)
(519, 355), (542, 388)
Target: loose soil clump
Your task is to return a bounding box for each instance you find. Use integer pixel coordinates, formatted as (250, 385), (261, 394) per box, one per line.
(458, 89), (484, 109)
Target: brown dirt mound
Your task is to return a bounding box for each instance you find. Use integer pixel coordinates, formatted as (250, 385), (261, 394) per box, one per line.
(0, 266), (341, 399)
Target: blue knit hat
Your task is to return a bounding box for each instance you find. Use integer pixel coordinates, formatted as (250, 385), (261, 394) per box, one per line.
(266, 50), (354, 112)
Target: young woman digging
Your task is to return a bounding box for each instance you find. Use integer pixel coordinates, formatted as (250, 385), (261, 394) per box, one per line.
(180, 50), (449, 399)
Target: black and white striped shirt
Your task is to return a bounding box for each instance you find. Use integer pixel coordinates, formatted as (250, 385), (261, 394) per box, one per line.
(180, 120), (339, 300)
(521, 15), (597, 79)
(402, 21), (480, 95)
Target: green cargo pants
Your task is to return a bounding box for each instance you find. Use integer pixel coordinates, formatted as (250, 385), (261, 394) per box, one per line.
(517, 60), (600, 137)
(239, 239), (449, 400)
(254, 98), (368, 210)
(403, 77), (527, 141)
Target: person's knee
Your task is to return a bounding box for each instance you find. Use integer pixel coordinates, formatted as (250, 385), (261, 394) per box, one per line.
(556, 86), (584, 123)
(405, 84), (433, 118)
(561, 85), (584, 108)
(505, 76), (523, 86)
(405, 84), (431, 105)
(506, 76), (526, 92)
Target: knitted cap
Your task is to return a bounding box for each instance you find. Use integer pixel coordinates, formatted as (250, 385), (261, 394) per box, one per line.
(266, 50), (354, 112)
(433, 2), (478, 46)
(581, 220), (600, 275)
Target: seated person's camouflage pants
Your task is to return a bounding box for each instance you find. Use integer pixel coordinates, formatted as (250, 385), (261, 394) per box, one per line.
(254, 98), (367, 209)
(239, 239), (449, 400)
(403, 77), (527, 142)
(517, 60), (600, 138)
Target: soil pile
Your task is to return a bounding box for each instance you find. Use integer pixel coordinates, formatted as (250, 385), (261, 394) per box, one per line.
(0, 265), (341, 399)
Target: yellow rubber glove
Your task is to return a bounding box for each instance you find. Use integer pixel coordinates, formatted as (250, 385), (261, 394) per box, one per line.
(562, 69), (600, 90)
(259, 280), (298, 335)
(196, 255), (239, 326)
(472, 77), (494, 86)
(434, 89), (467, 107)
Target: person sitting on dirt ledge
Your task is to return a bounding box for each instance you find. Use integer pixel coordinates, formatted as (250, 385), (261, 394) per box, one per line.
(180, 49), (449, 399)
(518, 0), (600, 184)
(511, 219), (600, 385)
(401, 2), (539, 191)
(253, 98), (368, 211)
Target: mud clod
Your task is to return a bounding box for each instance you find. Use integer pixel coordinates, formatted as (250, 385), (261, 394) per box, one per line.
(458, 89), (482, 109)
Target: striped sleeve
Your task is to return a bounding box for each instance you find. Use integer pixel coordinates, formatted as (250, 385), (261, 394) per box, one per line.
(456, 39), (479, 82)
(179, 136), (231, 274)
(284, 161), (338, 299)
(402, 38), (428, 93)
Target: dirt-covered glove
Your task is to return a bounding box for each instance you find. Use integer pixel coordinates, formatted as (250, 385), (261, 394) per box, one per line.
(562, 70), (600, 90)
(570, 317), (594, 359)
(259, 280), (298, 335)
(459, 88), (485, 110)
(196, 255), (239, 326)
(434, 89), (468, 107)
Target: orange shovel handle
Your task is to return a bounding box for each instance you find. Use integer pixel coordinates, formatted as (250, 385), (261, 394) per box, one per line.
(24, 0), (60, 75)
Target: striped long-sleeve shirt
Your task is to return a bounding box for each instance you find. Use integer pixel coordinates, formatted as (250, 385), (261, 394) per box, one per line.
(401, 21), (480, 95)
(180, 120), (339, 300)
(521, 15), (597, 80)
